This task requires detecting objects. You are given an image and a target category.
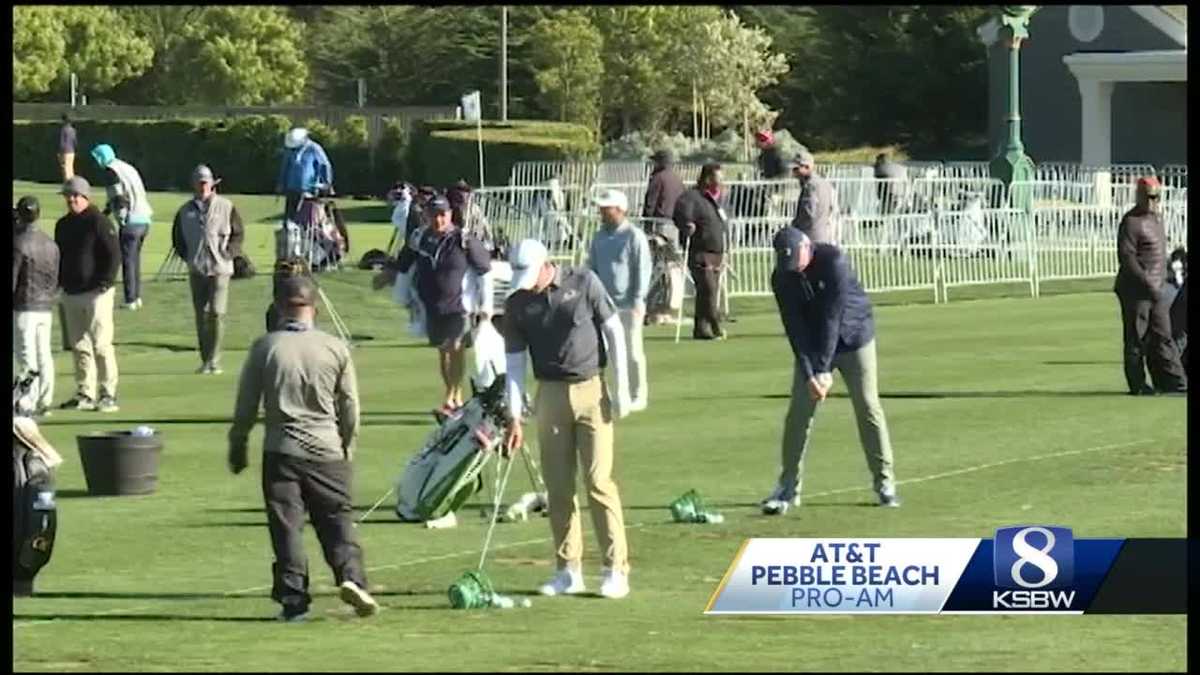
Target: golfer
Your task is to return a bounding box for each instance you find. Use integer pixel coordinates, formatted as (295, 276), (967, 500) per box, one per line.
(276, 127), (333, 225)
(228, 274), (378, 622)
(588, 189), (652, 412)
(762, 228), (899, 514)
(92, 143), (152, 311)
(13, 196), (61, 417)
(502, 238), (633, 599)
(172, 165), (245, 375)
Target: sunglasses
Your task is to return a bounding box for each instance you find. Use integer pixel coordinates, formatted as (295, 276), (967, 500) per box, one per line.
(1147, 194), (1161, 201)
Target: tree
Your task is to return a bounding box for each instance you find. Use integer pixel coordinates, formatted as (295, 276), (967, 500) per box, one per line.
(57, 7), (155, 96)
(527, 11), (604, 131)
(13, 6), (66, 99)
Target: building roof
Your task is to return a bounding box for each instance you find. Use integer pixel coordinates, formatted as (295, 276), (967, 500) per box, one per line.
(978, 6), (1187, 48)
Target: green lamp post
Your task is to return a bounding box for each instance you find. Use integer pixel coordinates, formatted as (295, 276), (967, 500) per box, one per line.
(989, 6), (1039, 210)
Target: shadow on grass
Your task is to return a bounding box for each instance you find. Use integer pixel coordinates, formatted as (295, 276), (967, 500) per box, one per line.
(1043, 360), (1121, 366)
(681, 389), (1126, 401)
(14, 613), (277, 623)
(40, 415), (428, 428)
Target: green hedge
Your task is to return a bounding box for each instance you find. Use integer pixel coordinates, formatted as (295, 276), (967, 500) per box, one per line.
(12, 116), (599, 195)
(408, 119), (600, 187)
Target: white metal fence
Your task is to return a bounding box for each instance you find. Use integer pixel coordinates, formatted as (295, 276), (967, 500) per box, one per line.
(484, 161), (1187, 304)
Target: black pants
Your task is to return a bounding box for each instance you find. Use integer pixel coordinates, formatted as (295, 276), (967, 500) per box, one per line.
(120, 225), (148, 304)
(262, 453), (367, 611)
(1116, 290), (1187, 393)
(283, 192), (303, 225)
(689, 252), (724, 339)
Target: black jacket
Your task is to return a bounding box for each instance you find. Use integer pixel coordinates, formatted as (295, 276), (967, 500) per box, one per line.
(396, 226), (491, 317)
(54, 205), (120, 296)
(1114, 207), (1167, 298)
(673, 188), (728, 255)
(13, 226), (60, 311)
(758, 146), (787, 180)
(643, 167), (685, 220)
(771, 241), (875, 378)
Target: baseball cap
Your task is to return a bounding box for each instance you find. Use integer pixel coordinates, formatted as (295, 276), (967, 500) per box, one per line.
(192, 164), (216, 183)
(790, 148), (815, 168)
(61, 176), (91, 199)
(91, 143), (116, 169)
(16, 196), (40, 221)
(508, 239), (549, 294)
(284, 128), (309, 149)
(274, 274), (318, 307)
(651, 149), (675, 163)
(593, 188), (628, 212)
(774, 227), (810, 272)
(429, 196), (452, 213)
(1136, 176), (1162, 196)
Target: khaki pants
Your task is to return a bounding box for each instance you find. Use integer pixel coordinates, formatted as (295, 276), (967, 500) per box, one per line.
(59, 152), (75, 181)
(535, 376), (629, 575)
(61, 288), (119, 400)
(618, 308), (648, 405)
(778, 340), (896, 496)
(13, 310), (55, 410)
(189, 271), (230, 367)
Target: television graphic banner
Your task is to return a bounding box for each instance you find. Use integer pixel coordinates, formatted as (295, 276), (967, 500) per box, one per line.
(705, 529), (1186, 615)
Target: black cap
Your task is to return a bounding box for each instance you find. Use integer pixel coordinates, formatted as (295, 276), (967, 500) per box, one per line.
(16, 196), (40, 222)
(274, 275), (318, 308)
(774, 227), (809, 272)
(429, 196), (452, 213)
(651, 149), (674, 163)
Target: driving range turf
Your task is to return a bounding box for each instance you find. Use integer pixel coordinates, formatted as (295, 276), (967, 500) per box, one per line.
(11, 181), (1186, 671)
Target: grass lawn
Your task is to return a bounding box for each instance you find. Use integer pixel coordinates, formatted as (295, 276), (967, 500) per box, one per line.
(11, 181), (1186, 672)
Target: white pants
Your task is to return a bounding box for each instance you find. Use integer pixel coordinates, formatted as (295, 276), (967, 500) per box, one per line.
(13, 310), (55, 410)
(618, 308), (648, 406)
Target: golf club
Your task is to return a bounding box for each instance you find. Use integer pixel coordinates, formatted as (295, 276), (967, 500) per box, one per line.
(675, 234), (692, 344)
(354, 486), (395, 527)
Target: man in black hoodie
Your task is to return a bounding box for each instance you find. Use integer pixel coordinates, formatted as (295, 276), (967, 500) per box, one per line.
(53, 177), (121, 413)
(673, 162), (728, 340)
(643, 150), (685, 222)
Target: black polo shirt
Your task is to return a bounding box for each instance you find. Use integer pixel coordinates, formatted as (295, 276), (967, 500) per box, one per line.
(396, 225), (490, 317)
(503, 266), (616, 382)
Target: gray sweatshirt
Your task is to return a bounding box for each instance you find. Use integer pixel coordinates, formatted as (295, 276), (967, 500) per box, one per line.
(588, 220), (652, 310)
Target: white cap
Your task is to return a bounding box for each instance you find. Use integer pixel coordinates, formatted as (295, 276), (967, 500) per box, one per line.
(284, 128), (309, 149)
(593, 188), (628, 212)
(508, 239), (549, 295)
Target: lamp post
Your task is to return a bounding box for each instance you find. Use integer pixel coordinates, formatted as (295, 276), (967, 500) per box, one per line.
(989, 6), (1039, 210)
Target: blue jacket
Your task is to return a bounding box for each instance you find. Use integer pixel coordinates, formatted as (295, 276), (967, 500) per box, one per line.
(771, 243), (875, 378)
(277, 140), (333, 194)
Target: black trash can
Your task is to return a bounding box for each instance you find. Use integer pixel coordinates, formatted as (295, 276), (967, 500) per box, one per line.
(76, 432), (162, 496)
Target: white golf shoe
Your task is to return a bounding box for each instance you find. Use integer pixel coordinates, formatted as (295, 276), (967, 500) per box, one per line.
(599, 568), (630, 599)
(537, 568), (585, 596)
(761, 484), (801, 515)
(339, 580), (380, 617)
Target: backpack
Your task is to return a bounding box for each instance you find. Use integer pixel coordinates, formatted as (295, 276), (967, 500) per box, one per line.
(358, 248), (391, 270)
(232, 254), (256, 280)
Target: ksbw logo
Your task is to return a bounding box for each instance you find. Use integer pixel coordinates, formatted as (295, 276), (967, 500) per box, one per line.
(992, 526), (1076, 610)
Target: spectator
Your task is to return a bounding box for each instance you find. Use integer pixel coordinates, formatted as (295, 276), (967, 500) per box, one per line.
(172, 165), (245, 375)
(873, 153), (909, 216)
(228, 274), (378, 622)
(58, 114), (77, 181)
(1114, 177), (1186, 395)
(276, 128), (333, 225)
(447, 180), (494, 252)
(91, 143), (153, 311)
(588, 189), (652, 412)
(755, 130), (787, 180)
(385, 182), (413, 255)
(763, 228), (899, 514)
(643, 149), (685, 222)
(53, 176), (120, 413)
(1163, 247), (1187, 374)
(393, 197), (493, 415)
(790, 148), (837, 244)
(673, 162), (728, 340)
(13, 196), (61, 417)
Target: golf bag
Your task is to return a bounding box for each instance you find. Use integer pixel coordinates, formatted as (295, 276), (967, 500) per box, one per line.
(275, 197), (348, 271)
(645, 219), (686, 322)
(395, 375), (509, 522)
(13, 373), (62, 596)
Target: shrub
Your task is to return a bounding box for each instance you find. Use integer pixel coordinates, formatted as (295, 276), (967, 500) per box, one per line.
(408, 119), (600, 188)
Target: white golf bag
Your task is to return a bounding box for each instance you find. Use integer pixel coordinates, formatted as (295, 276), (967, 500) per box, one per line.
(394, 375), (508, 522)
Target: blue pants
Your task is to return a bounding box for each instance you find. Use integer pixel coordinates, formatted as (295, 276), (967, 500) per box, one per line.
(119, 224), (149, 304)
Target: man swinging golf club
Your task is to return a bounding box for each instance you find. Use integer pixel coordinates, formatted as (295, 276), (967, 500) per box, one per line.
(763, 228), (899, 514)
(502, 239), (634, 599)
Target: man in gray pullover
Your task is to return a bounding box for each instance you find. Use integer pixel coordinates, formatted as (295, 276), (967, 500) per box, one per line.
(588, 189), (653, 411)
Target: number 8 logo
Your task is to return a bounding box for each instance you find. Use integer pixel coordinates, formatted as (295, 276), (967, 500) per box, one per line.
(1010, 526), (1059, 589)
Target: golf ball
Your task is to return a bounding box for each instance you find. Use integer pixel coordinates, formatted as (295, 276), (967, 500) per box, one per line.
(520, 598), (532, 608)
